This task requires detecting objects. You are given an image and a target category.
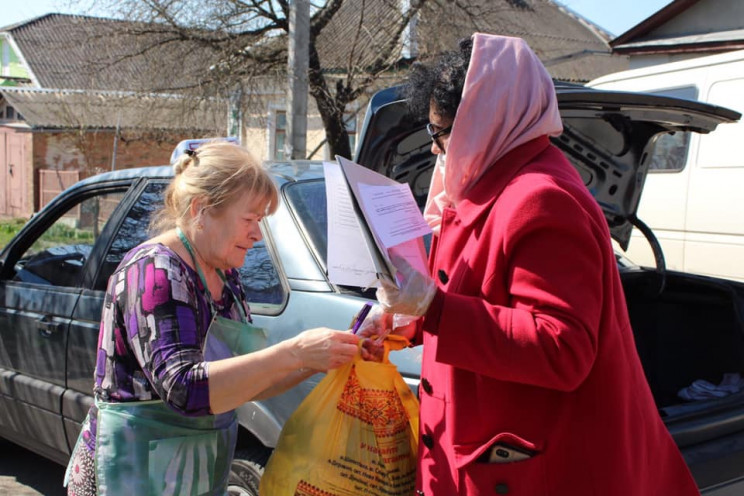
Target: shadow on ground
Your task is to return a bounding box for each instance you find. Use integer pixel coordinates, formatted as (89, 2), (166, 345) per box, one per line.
(0, 439), (66, 495)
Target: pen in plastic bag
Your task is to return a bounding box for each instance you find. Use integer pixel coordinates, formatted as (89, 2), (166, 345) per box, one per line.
(351, 301), (374, 334)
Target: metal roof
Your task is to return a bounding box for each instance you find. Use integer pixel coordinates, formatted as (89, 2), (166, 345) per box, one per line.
(0, 87), (226, 131)
(1, 3), (628, 91)
(1, 13), (215, 92)
(411, 0), (629, 82)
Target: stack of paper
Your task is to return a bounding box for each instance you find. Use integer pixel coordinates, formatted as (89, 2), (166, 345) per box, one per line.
(324, 156), (431, 288)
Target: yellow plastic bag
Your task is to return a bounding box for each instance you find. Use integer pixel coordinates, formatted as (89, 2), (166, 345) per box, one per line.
(260, 335), (419, 496)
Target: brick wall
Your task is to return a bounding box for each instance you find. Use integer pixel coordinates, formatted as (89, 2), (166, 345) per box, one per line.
(30, 128), (214, 211)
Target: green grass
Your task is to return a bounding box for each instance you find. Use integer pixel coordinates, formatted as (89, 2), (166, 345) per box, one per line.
(0, 218), (28, 250)
(0, 217), (100, 254)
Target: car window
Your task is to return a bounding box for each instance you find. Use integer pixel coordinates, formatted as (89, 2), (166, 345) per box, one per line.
(697, 78), (744, 169)
(13, 191), (126, 287)
(237, 240), (285, 306)
(95, 182), (168, 290)
(284, 178), (378, 298)
(97, 181), (286, 308)
(283, 180), (328, 265)
(647, 86), (698, 172)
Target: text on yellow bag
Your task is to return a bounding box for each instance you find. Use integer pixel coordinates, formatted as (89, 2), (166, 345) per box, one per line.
(260, 336), (419, 496)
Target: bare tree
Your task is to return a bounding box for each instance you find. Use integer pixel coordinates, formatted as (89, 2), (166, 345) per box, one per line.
(70, 0), (430, 159)
(64, 0), (617, 158)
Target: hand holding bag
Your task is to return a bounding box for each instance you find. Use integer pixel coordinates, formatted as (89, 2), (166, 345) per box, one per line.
(260, 335), (419, 496)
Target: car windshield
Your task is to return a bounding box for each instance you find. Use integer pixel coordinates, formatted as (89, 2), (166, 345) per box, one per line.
(283, 178), (376, 298)
(283, 179), (329, 266)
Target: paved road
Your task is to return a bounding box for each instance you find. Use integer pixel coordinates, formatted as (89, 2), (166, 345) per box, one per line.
(0, 439), (66, 495)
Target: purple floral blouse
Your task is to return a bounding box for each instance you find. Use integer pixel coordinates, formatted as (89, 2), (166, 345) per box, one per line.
(79, 243), (250, 454)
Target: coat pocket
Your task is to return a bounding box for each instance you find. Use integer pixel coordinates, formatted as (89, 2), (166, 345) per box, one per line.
(454, 432), (547, 495)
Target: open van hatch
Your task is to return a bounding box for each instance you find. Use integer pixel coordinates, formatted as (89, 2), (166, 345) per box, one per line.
(355, 82), (740, 251)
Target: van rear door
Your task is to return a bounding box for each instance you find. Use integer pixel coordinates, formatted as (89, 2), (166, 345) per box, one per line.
(356, 84), (740, 250)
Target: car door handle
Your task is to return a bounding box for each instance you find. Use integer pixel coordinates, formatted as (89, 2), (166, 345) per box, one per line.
(37, 318), (63, 338)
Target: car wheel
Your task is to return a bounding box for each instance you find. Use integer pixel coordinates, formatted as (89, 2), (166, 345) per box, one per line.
(227, 445), (272, 496)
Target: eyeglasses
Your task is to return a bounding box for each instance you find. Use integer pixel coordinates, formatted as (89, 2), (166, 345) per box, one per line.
(426, 123), (452, 151)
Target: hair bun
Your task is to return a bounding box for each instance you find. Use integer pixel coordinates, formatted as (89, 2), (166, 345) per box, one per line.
(173, 153), (194, 175)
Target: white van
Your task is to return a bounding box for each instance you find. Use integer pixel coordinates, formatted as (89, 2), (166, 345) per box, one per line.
(589, 50), (744, 282)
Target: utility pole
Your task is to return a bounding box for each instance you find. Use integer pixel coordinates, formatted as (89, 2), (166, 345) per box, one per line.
(111, 112), (121, 170)
(287, 0), (309, 160)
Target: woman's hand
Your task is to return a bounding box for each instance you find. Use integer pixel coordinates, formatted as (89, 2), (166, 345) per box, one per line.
(357, 306), (419, 362)
(290, 327), (360, 371)
(356, 305), (392, 340)
(377, 255), (437, 316)
(209, 327), (358, 412)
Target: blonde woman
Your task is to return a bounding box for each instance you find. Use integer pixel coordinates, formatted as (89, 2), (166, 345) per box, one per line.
(65, 141), (359, 495)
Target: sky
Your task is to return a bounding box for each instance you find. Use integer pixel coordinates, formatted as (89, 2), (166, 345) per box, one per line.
(2, 0), (674, 38)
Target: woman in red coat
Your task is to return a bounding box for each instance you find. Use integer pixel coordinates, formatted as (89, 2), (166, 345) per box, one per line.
(373, 33), (700, 495)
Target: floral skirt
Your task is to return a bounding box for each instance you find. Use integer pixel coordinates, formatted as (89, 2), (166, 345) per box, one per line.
(66, 419), (97, 496)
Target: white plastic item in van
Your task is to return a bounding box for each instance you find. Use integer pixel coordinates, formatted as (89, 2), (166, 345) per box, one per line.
(589, 50), (744, 283)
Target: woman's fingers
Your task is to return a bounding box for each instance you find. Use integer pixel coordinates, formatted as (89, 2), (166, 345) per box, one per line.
(360, 338), (384, 362)
(294, 328), (360, 370)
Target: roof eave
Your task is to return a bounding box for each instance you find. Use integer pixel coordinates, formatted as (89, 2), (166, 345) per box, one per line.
(613, 40), (744, 55)
(0, 13), (54, 32)
(611, 0), (701, 47)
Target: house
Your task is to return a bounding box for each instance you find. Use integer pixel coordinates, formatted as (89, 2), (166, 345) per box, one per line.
(2, 2), (627, 217)
(610, 0), (744, 69)
(0, 14), (226, 217)
(413, 0), (628, 82)
(246, 0), (630, 163)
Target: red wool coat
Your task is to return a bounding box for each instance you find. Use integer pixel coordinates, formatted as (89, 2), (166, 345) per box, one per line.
(415, 136), (699, 495)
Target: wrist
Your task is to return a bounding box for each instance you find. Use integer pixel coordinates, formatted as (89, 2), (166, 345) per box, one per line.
(284, 338), (304, 369)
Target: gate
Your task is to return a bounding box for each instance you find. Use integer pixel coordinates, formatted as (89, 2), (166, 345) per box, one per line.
(39, 169), (80, 213)
(0, 127), (30, 217)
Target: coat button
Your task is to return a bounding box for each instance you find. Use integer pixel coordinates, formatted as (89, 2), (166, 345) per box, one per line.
(495, 483), (509, 494)
(421, 433), (434, 449)
(437, 269), (449, 284)
(421, 378), (433, 395)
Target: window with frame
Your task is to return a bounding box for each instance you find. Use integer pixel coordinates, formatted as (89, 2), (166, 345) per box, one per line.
(697, 78), (744, 169)
(0, 103), (21, 121)
(237, 240), (285, 307)
(273, 110), (287, 160)
(647, 86), (698, 172)
(284, 180), (328, 263)
(96, 182), (168, 290)
(345, 113), (357, 155)
(13, 190), (126, 288)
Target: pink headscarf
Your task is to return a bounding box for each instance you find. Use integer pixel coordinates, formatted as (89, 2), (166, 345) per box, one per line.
(423, 33), (563, 233)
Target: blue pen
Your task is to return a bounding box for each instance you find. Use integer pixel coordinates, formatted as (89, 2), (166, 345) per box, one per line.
(351, 301), (374, 334)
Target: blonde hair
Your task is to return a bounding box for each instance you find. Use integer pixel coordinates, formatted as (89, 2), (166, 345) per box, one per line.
(150, 141), (278, 234)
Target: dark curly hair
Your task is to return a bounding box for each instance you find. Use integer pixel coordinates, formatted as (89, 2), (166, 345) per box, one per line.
(405, 37), (474, 121)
